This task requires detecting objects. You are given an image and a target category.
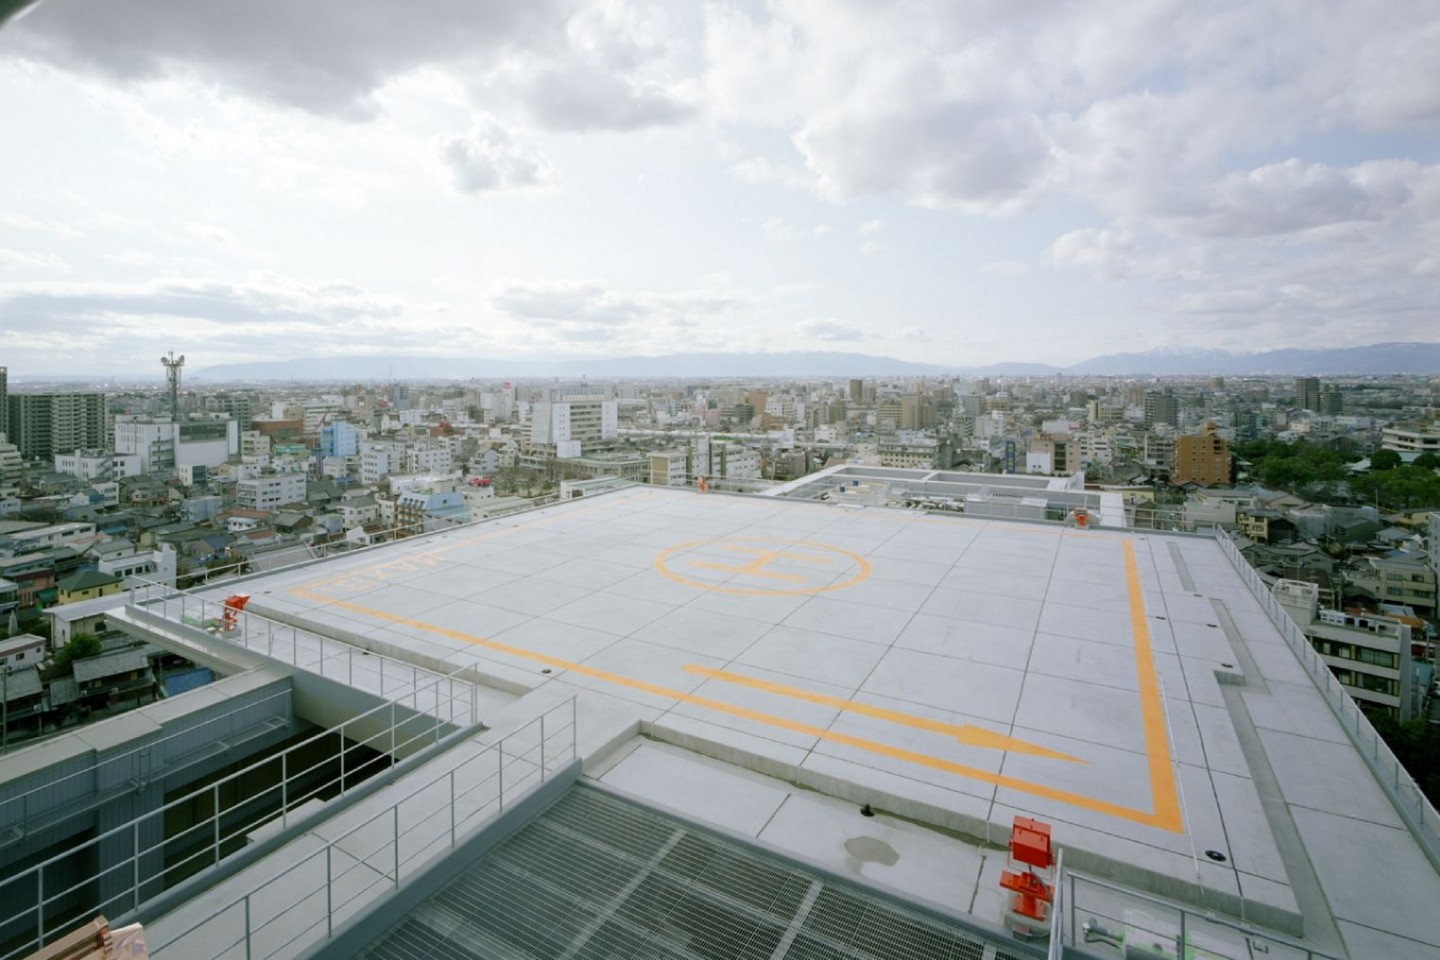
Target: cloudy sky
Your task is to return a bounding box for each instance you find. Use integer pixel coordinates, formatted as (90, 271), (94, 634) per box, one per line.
(1, 0), (1438, 376)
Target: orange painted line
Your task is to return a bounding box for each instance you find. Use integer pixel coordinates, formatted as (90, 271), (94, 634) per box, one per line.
(1123, 539), (1183, 832)
(284, 534), (1182, 830)
(653, 537), (873, 597)
(681, 664), (1084, 763)
(295, 490), (649, 595)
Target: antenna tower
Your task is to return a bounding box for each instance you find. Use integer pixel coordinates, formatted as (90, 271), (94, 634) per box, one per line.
(161, 351), (185, 421)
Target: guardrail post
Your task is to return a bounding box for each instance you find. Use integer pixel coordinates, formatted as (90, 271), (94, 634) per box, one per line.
(37, 865), (44, 943)
(393, 805), (401, 888)
(213, 783), (222, 866)
(133, 821), (141, 910)
(244, 894), (252, 960)
(450, 770), (457, 846)
(326, 846), (333, 937)
(282, 751), (289, 826)
(498, 741), (505, 812)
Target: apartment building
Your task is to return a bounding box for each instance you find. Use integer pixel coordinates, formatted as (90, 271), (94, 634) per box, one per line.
(54, 448), (142, 482)
(529, 395), (618, 458)
(1276, 579), (1413, 719)
(1382, 424), (1440, 454)
(1347, 554), (1437, 612)
(7, 392), (107, 460)
(360, 440), (406, 485)
(1171, 422), (1231, 487)
(234, 472), (308, 512)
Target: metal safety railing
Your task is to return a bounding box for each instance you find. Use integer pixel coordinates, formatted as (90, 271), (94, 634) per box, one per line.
(0, 684), (294, 833)
(127, 581), (485, 722)
(1061, 869), (1344, 960)
(0, 651), (490, 960)
(1046, 848), (1065, 960)
(1214, 529), (1440, 869)
(151, 696), (577, 960)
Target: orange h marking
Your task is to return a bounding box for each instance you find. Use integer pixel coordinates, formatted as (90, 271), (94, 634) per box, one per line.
(690, 545), (835, 583)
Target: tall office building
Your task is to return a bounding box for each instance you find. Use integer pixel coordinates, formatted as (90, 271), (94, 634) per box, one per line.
(1142, 389), (1179, 428)
(7, 391), (107, 461)
(1295, 376), (1321, 412)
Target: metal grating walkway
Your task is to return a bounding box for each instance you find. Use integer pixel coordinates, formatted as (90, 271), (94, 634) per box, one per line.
(357, 786), (1037, 960)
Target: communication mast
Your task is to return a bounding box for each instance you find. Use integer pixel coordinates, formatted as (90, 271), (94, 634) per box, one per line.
(161, 351), (185, 421)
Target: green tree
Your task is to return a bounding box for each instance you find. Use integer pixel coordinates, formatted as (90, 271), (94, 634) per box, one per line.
(1369, 448), (1402, 471)
(1373, 465), (1440, 510)
(54, 632), (102, 669)
(1372, 713), (1440, 806)
(1413, 451), (1440, 471)
(1243, 439), (1351, 496)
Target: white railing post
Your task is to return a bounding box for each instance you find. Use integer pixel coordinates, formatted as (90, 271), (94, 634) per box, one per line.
(133, 821), (141, 910)
(282, 751), (289, 826)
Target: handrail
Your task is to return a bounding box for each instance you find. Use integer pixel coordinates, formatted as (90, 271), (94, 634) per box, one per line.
(1046, 848), (1064, 960)
(128, 579), (481, 702)
(0, 684), (294, 827)
(1, 591), (497, 960)
(1065, 868), (1345, 960)
(1213, 528), (1440, 871)
(149, 696), (578, 960)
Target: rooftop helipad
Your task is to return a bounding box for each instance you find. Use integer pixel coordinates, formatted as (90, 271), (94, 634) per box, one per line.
(190, 486), (1440, 957)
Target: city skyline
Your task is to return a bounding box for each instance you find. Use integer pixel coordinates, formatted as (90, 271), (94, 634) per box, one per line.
(2, 1), (1439, 375)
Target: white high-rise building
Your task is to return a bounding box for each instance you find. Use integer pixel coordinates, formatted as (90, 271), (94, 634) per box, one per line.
(529, 395), (618, 458)
(361, 440), (406, 485)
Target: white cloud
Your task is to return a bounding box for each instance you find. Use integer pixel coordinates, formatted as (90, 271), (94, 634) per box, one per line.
(438, 116), (555, 193)
(487, 278), (747, 353)
(797, 318), (864, 341)
(761, 218), (795, 242)
(0, 248), (69, 273)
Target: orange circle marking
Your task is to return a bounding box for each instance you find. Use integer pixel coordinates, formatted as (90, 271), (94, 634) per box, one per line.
(655, 537), (872, 596)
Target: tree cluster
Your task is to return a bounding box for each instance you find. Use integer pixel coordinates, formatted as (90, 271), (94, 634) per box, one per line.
(1235, 440), (1440, 510)
(1233, 440), (1353, 496)
(1372, 713), (1440, 806)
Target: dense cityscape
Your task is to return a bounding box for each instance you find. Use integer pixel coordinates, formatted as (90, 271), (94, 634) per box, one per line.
(4, 361), (1438, 741)
(6, 0), (1440, 955)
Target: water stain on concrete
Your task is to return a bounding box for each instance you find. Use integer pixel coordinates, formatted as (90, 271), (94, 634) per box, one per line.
(844, 835), (900, 872)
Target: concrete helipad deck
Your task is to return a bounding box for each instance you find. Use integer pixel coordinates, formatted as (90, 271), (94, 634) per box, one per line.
(185, 487), (1440, 956)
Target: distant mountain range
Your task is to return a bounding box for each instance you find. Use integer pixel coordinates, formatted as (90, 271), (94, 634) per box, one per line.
(1062, 342), (1440, 375)
(192, 351), (960, 381)
(191, 342), (1440, 381)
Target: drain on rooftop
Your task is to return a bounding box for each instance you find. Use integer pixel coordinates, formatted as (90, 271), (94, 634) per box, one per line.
(1205, 850), (1228, 862)
(860, 803), (875, 817)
